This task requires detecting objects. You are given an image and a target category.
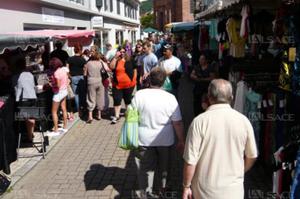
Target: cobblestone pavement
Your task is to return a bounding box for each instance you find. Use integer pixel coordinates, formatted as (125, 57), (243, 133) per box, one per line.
(2, 115), (183, 199)
(1, 76), (271, 199)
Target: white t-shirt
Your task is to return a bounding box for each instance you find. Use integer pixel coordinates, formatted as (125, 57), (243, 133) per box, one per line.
(61, 66), (70, 73)
(105, 49), (117, 61)
(131, 88), (182, 146)
(158, 55), (182, 74)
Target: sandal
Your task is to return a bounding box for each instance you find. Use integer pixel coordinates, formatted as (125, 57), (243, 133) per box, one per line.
(86, 118), (93, 124)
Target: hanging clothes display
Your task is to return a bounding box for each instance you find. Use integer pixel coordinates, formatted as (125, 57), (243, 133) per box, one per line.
(290, 148), (300, 199)
(226, 17), (246, 58)
(278, 51), (292, 91)
(198, 25), (209, 52)
(233, 80), (248, 114)
(245, 90), (262, 148)
(240, 5), (251, 39)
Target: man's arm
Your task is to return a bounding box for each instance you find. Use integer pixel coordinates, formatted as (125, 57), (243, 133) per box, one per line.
(244, 157), (256, 173)
(172, 120), (185, 153)
(182, 162), (196, 199)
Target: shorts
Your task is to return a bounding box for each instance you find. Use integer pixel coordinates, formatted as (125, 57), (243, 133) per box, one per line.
(112, 87), (134, 106)
(53, 89), (68, 102)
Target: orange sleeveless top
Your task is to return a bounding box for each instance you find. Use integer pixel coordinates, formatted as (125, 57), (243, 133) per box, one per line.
(113, 59), (136, 89)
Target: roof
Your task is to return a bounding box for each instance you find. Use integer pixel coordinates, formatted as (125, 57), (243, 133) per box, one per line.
(143, 27), (159, 33)
(196, 0), (241, 19)
(165, 22), (196, 32)
(0, 30), (95, 54)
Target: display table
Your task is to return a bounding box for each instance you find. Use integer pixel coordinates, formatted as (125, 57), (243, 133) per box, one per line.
(0, 95), (17, 174)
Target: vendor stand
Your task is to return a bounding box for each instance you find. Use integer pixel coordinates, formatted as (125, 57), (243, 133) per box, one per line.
(195, 0), (300, 197)
(0, 30), (95, 175)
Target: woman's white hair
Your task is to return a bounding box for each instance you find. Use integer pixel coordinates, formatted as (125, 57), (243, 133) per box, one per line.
(208, 79), (233, 104)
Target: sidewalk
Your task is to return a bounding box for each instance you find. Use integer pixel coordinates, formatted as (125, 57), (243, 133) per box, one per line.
(7, 116), (80, 188)
(1, 76), (272, 199)
(1, 114), (184, 199)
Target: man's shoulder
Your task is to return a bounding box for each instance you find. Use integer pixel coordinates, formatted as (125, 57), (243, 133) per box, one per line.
(172, 56), (181, 63)
(136, 88), (174, 99)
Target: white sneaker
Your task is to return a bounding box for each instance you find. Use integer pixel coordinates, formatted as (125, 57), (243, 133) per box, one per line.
(46, 131), (60, 137)
(58, 128), (68, 134)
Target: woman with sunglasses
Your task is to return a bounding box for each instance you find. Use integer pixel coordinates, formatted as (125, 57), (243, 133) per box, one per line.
(109, 46), (137, 124)
(133, 44), (145, 90)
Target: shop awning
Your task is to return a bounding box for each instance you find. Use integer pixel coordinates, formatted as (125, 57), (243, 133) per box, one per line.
(143, 27), (159, 33)
(0, 34), (50, 54)
(9, 30), (95, 40)
(164, 22), (196, 32)
(0, 30), (95, 54)
(196, 0), (241, 19)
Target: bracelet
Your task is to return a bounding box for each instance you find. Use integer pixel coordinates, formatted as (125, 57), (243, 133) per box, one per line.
(182, 182), (191, 188)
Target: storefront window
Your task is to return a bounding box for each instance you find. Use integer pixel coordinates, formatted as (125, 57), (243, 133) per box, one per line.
(116, 30), (124, 46)
(69, 0), (84, 5)
(104, 0), (108, 11)
(110, 0), (113, 12)
(131, 31), (136, 46)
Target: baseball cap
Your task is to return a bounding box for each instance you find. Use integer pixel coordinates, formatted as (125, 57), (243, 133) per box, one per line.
(163, 44), (173, 51)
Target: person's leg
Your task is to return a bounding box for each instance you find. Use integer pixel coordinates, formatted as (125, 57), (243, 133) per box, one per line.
(104, 86), (110, 111)
(71, 76), (80, 112)
(135, 147), (157, 195)
(79, 76), (87, 113)
(60, 97), (68, 129)
(51, 101), (60, 132)
(156, 146), (170, 191)
(25, 119), (35, 142)
(123, 86), (135, 111)
(114, 106), (121, 118)
(112, 87), (122, 122)
(95, 84), (104, 120)
(86, 84), (97, 121)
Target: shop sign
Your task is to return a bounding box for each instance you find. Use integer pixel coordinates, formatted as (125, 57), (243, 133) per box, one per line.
(42, 7), (64, 24)
(91, 16), (103, 28)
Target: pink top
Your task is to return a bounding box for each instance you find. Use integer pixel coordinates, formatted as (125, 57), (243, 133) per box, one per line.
(54, 68), (68, 91)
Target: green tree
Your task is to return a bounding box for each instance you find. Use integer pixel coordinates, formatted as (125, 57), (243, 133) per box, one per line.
(140, 13), (154, 29)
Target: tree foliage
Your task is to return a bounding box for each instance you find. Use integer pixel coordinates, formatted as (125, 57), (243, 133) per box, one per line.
(140, 0), (153, 15)
(140, 13), (154, 29)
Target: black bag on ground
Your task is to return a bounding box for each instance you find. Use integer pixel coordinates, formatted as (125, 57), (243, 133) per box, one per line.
(0, 172), (11, 195)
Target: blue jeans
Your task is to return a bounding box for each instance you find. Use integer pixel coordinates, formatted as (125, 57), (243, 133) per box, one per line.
(71, 75), (85, 112)
(291, 148), (300, 199)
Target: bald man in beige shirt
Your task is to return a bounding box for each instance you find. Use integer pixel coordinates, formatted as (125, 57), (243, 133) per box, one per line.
(182, 79), (258, 199)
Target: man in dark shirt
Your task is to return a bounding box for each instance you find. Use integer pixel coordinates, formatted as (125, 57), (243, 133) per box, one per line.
(0, 58), (12, 96)
(66, 44), (86, 115)
(50, 41), (69, 66)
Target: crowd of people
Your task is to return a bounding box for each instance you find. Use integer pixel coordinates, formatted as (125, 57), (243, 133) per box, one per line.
(0, 32), (259, 199)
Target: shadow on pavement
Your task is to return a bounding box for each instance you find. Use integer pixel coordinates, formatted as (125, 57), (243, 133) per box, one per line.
(84, 151), (138, 199)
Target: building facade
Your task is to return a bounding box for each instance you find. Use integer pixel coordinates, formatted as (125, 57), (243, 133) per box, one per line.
(0, 0), (140, 52)
(153, 0), (194, 31)
(90, 0), (140, 51)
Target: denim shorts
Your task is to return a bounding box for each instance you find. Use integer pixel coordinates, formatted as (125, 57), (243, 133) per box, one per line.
(52, 89), (68, 102)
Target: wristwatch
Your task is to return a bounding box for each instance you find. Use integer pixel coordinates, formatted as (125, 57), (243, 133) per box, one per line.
(182, 182), (191, 188)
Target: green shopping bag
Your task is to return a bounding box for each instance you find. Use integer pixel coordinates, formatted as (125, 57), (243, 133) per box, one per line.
(162, 76), (173, 91)
(118, 106), (139, 150)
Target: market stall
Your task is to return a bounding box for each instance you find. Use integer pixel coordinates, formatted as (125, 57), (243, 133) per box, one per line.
(195, 0), (300, 197)
(0, 29), (95, 175)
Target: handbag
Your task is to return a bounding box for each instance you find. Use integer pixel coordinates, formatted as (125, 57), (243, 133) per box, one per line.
(0, 172), (11, 195)
(67, 85), (75, 99)
(100, 62), (109, 80)
(118, 105), (139, 150)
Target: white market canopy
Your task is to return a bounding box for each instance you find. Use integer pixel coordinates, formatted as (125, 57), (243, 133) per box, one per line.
(196, 0), (284, 19)
(0, 30), (95, 54)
